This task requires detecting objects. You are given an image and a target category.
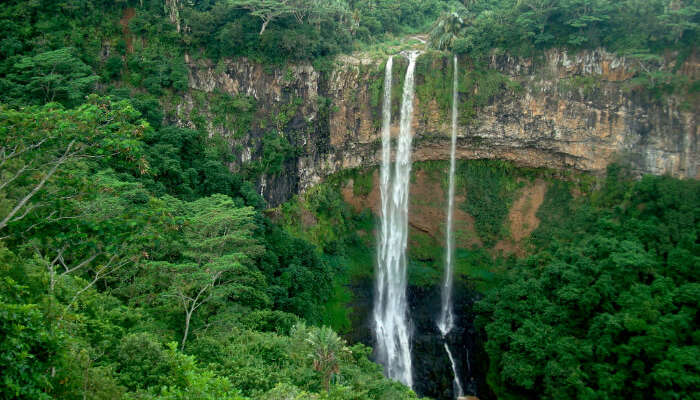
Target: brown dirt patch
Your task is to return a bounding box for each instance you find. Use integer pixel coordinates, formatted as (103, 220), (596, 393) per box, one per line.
(494, 179), (547, 256)
(408, 170), (481, 248)
(341, 168), (481, 249)
(300, 206), (317, 228)
(452, 194), (482, 248)
(408, 169), (446, 239)
(263, 208), (282, 223)
(341, 170), (380, 214)
(119, 8), (135, 53)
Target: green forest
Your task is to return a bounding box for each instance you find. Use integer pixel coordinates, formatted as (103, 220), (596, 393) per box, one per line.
(0, 0), (698, 399)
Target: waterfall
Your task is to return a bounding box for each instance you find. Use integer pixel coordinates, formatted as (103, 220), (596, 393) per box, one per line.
(373, 56), (393, 377)
(444, 343), (464, 397)
(437, 55), (465, 398)
(373, 51), (420, 388)
(438, 55), (459, 336)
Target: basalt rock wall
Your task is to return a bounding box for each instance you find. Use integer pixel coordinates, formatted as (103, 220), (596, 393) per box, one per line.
(177, 49), (698, 206)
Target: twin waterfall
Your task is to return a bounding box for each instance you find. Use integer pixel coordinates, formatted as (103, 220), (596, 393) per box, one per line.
(373, 53), (465, 398)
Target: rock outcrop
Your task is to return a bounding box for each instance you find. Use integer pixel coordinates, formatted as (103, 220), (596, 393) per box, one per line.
(178, 48), (698, 206)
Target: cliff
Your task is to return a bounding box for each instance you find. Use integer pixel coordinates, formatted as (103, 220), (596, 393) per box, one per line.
(175, 48), (698, 206)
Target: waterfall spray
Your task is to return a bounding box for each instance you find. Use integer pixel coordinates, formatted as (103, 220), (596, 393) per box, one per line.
(374, 51), (420, 388)
(437, 55), (465, 398)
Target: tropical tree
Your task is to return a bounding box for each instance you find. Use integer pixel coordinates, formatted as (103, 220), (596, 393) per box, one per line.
(0, 276), (59, 400)
(157, 195), (266, 349)
(659, 0), (700, 44)
(2, 48), (99, 107)
(0, 97), (152, 321)
(0, 96), (147, 233)
(183, 195), (263, 263)
(429, 10), (468, 50)
(229, 0), (294, 35)
(305, 325), (350, 392)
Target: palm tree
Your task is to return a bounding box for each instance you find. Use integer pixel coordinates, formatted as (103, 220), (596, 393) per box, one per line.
(429, 10), (468, 51)
(305, 326), (349, 392)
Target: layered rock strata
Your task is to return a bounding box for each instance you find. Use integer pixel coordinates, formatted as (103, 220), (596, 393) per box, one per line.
(177, 49), (697, 206)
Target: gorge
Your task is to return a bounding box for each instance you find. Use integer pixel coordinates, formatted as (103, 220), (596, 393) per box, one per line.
(178, 47), (697, 399)
(1, 2), (697, 399)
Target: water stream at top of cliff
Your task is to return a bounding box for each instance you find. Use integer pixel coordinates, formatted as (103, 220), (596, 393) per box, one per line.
(373, 51), (420, 388)
(437, 55), (465, 398)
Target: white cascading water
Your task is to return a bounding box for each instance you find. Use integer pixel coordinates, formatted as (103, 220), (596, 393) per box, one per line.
(444, 343), (464, 396)
(373, 51), (420, 388)
(373, 56), (393, 376)
(437, 55), (465, 398)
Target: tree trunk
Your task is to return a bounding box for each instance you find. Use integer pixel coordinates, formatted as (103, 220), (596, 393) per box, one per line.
(324, 371), (331, 392)
(0, 139), (75, 231)
(181, 310), (192, 351)
(259, 19), (270, 35)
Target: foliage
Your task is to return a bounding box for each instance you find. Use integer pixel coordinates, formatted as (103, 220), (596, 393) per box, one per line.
(457, 160), (523, 246)
(415, 52), (455, 119)
(180, 0), (456, 62)
(208, 91), (256, 136)
(1, 48), (99, 108)
(182, 0), (353, 63)
(0, 1), (697, 399)
(186, 323), (416, 399)
(0, 97), (147, 232)
(477, 171), (700, 399)
(153, 195), (265, 349)
(122, 341), (246, 400)
(305, 324), (351, 391)
(352, 170), (374, 197)
(429, 0), (698, 58)
(248, 131), (297, 177)
(136, 125), (262, 205)
(0, 92), (411, 399)
(350, 0), (456, 40)
(0, 279), (57, 400)
(278, 177), (375, 330)
(457, 67), (518, 125)
(429, 10), (468, 51)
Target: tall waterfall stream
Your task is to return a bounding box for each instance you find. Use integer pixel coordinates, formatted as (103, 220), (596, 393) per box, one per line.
(437, 55), (465, 398)
(373, 51), (420, 388)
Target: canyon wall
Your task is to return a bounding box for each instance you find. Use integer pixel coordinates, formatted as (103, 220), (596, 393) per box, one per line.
(177, 48), (698, 206)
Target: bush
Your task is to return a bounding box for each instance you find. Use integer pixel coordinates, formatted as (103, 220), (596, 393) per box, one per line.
(477, 174), (700, 399)
(0, 296), (58, 400)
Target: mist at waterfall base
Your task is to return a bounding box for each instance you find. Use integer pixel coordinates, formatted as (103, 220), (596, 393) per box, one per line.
(370, 54), (488, 399)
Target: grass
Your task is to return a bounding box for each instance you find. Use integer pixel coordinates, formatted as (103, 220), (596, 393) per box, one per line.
(351, 35), (430, 60)
(415, 52), (454, 120)
(454, 247), (507, 293)
(352, 171), (374, 197)
(321, 278), (354, 334)
(457, 160), (525, 247)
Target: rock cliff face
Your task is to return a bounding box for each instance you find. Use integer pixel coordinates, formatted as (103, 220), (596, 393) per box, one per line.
(180, 48), (698, 206)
